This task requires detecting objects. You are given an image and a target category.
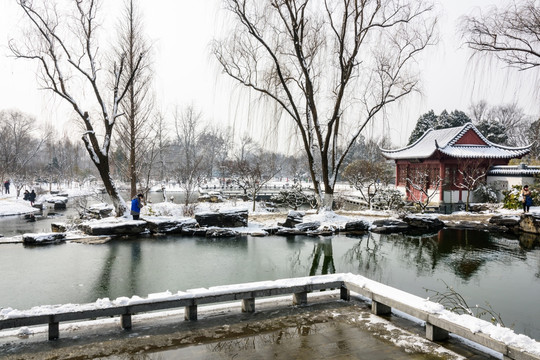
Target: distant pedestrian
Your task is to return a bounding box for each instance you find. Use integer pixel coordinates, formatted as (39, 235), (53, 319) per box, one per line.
(131, 193), (144, 220)
(29, 190), (36, 206)
(4, 180), (10, 194)
(521, 185), (533, 213)
(23, 190), (30, 201)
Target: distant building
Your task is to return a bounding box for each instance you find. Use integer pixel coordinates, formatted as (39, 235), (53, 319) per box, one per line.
(380, 123), (532, 205)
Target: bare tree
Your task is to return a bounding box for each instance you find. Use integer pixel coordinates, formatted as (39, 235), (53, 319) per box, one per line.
(454, 159), (491, 212)
(0, 110), (47, 197)
(228, 150), (281, 212)
(469, 101), (531, 146)
(114, 0), (154, 198)
(213, 0), (437, 210)
(10, 0), (143, 215)
(406, 165), (442, 213)
(342, 159), (393, 210)
(173, 106), (207, 206)
(461, 0), (540, 71)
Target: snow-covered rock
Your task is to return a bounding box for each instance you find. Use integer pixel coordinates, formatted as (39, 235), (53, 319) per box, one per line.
(402, 214), (444, 231)
(278, 210), (304, 228)
(22, 232), (66, 245)
(195, 208), (248, 228)
(144, 216), (198, 234)
(371, 219), (409, 234)
(79, 218), (147, 236)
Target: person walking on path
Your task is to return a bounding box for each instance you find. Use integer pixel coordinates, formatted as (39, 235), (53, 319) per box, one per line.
(4, 180), (10, 194)
(29, 190), (36, 206)
(521, 185), (533, 213)
(131, 193), (144, 220)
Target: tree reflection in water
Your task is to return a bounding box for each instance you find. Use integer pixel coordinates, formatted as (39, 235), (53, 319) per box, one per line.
(309, 237), (336, 276)
(341, 229), (537, 282)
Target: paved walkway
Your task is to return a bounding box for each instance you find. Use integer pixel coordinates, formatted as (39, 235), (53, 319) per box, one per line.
(0, 296), (491, 360)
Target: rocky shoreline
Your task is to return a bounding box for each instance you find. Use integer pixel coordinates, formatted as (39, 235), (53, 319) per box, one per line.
(17, 209), (540, 247)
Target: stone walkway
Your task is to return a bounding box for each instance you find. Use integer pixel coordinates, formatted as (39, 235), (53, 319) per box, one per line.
(0, 295), (491, 360)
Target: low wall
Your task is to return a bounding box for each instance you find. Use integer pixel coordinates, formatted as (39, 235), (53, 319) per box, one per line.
(0, 273), (538, 359)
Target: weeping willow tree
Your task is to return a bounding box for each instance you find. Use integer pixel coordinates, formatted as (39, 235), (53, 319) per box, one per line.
(213, 0), (437, 210)
(10, 0), (143, 216)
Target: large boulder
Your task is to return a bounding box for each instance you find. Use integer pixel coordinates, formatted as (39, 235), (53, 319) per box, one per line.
(519, 213), (540, 234)
(489, 215), (521, 233)
(79, 218), (147, 236)
(402, 215), (444, 231)
(23, 232), (66, 246)
(81, 203), (114, 219)
(145, 217), (198, 234)
(295, 221), (320, 232)
(371, 219), (409, 234)
(343, 220), (370, 234)
(195, 208), (248, 228)
(278, 211), (304, 228)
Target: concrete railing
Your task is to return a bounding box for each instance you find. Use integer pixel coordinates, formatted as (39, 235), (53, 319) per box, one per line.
(0, 274), (538, 360)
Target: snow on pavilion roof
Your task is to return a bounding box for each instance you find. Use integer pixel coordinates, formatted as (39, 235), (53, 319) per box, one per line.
(488, 164), (540, 176)
(380, 123), (531, 160)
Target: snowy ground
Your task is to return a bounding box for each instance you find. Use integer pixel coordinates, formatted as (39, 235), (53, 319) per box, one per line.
(1, 181), (538, 229)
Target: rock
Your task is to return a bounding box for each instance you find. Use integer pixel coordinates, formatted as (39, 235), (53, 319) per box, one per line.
(468, 203), (490, 212)
(343, 220), (370, 234)
(51, 222), (68, 232)
(276, 227), (303, 235)
(489, 215), (521, 228)
(79, 218), (147, 236)
(206, 228), (239, 237)
(54, 202), (67, 210)
(250, 230), (268, 237)
(262, 226), (279, 235)
(278, 211), (304, 228)
(198, 192), (223, 203)
(403, 215), (444, 231)
(47, 196), (68, 204)
(195, 209), (248, 228)
(83, 203), (114, 219)
(23, 232), (66, 245)
(181, 227), (209, 236)
(144, 217), (198, 234)
(371, 219), (409, 234)
(295, 221), (320, 232)
(519, 213), (540, 234)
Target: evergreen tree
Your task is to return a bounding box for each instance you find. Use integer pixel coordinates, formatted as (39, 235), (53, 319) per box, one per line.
(409, 110), (472, 145)
(408, 110), (438, 145)
(476, 120), (508, 145)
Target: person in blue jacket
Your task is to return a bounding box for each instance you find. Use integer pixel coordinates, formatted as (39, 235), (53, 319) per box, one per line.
(131, 193), (144, 220)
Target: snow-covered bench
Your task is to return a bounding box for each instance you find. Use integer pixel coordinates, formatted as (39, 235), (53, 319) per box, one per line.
(0, 274), (538, 359)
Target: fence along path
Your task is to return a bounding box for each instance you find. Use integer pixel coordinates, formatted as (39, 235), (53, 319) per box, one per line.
(0, 273), (538, 360)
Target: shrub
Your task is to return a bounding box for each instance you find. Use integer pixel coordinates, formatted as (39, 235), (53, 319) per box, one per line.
(502, 185), (540, 210)
(474, 183), (498, 203)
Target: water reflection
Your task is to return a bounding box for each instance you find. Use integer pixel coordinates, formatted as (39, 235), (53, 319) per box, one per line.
(1, 228), (539, 339)
(309, 238), (335, 276)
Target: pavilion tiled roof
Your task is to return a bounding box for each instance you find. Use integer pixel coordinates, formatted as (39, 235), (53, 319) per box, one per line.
(488, 164), (540, 176)
(380, 123), (531, 160)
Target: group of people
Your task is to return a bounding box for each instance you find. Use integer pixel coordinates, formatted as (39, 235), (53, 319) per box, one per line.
(23, 190), (37, 206)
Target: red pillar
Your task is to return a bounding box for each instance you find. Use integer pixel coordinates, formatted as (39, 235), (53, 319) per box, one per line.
(439, 162), (445, 202)
(458, 168), (463, 202)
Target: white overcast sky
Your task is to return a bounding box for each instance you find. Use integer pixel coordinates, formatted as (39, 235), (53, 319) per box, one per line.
(0, 0), (538, 149)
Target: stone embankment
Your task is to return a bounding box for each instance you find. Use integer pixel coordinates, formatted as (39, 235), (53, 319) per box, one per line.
(19, 209), (540, 246)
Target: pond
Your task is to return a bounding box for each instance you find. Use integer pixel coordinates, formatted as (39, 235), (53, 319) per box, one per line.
(0, 227), (539, 341)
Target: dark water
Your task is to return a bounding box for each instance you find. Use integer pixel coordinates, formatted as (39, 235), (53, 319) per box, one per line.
(0, 228), (539, 340)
